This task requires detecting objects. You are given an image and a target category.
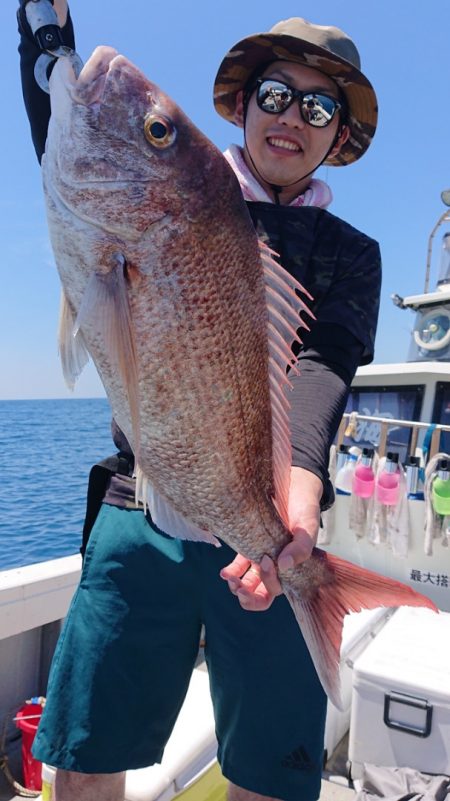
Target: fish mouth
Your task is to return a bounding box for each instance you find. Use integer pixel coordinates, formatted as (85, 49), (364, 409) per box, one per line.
(70, 46), (124, 107)
(69, 47), (150, 110)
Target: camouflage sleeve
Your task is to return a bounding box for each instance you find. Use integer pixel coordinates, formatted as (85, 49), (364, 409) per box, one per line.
(244, 202), (381, 366)
(17, 6), (76, 163)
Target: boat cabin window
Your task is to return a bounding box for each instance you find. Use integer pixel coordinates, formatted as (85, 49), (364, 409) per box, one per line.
(341, 385), (424, 462)
(433, 382), (450, 453)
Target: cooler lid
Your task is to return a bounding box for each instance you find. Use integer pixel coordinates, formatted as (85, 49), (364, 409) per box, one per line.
(354, 608), (450, 701)
(340, 608), (392, 658)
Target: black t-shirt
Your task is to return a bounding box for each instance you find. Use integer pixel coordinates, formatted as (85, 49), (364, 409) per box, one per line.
(246, 202), (381, 368)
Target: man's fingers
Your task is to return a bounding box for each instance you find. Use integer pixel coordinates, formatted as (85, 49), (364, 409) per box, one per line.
(220, 554), (251, 581)
(278, 528), (316, 571)
(220, 553), (284, 601)
(219, 554), (252, 594)
(259, 554), (282, 595)
(239, 564), (264, 593)
(236, 581), (274, 611)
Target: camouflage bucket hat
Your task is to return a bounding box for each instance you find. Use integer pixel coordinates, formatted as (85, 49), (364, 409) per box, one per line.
(213, 17), (378, 166)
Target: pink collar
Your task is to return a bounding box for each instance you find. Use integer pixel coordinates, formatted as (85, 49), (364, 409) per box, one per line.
(223, 144), (333, 209)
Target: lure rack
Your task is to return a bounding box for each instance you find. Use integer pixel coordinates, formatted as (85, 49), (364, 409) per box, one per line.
(319, 412), (450, 611)
(333, 411), (450, 512)
(336, 411), (450, 462)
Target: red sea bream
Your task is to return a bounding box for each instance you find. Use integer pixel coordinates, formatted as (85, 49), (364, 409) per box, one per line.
(42, 47), (437, 707)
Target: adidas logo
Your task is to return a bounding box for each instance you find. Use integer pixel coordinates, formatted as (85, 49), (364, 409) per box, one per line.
(281, 746), (314, 771)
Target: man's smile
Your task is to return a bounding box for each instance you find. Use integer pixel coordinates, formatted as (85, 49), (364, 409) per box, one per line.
(266, 136), (303, 153)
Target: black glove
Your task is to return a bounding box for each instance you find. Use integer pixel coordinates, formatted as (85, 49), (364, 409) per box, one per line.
(17, 0), (64, 53)
(17, 0), (75, 161)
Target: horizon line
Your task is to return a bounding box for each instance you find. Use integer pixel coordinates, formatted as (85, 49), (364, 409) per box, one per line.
(0, 395), (108, 402)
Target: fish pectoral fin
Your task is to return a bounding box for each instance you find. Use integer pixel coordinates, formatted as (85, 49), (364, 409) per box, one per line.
(282, 550), (438, 709)
(75, 258), (140, 453)
(58, 290), (90, 389)
(135, 466), (221, 547)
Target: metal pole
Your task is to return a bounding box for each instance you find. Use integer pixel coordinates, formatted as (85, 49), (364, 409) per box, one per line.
(424, 209), (450, 293)
(341, 411), (450, 433)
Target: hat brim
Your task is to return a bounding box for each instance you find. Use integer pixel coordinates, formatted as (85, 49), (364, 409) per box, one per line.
(213, 32), (378, 166)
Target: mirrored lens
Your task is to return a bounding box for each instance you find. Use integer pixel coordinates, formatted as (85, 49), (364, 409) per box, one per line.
(301, 94), (338, 127)
(257, 80), (294, 114)
(256, 79), (339, 128)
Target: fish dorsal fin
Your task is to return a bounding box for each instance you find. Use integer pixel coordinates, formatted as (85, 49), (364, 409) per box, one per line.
(135, 466), (221, 547)
(259, 240), (314, 527)
(58, 290), (90, 389)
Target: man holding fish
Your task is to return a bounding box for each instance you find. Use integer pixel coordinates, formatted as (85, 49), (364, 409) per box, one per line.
(16, 3), (390, 800)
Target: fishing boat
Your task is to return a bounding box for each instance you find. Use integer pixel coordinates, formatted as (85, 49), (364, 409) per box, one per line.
(1, 195), (450, 801)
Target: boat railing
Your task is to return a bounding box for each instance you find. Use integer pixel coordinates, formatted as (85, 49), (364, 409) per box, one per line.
(337, 412), (450, 460)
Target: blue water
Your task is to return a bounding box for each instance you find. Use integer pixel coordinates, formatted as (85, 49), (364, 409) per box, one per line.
(0, 398), (114, 570)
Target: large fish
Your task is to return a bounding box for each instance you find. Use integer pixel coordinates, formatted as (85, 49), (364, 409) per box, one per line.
(42, 46), (436, 706)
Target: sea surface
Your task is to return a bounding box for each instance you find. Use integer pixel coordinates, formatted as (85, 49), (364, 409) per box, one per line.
(0, 398), (114, 571)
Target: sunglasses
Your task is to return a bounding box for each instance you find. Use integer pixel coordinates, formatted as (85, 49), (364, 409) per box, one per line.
(253, 78), (342, 128)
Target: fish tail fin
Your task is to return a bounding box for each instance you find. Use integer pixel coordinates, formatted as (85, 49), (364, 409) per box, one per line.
(282, 551), (438, 708)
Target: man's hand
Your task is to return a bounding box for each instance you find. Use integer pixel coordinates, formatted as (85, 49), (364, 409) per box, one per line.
(220, 467), (322, 611)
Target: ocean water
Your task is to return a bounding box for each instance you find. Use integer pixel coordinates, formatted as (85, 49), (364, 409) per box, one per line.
(0, 398), (114, 571)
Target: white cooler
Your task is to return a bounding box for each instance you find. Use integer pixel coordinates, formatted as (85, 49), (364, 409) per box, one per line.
(324, 607), (394, 760)
(349, 607), (450, 779)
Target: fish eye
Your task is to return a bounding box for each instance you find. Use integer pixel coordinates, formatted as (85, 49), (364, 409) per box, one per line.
(144, 115), (176, 148)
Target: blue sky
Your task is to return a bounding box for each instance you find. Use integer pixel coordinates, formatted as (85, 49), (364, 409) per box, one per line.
(1, 1), (449, 400)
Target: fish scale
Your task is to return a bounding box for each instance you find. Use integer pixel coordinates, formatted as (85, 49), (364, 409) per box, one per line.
(42, 45), (437, 708)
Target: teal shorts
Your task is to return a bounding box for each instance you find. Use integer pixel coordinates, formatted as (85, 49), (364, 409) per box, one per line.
(33, 504), (326, 801)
